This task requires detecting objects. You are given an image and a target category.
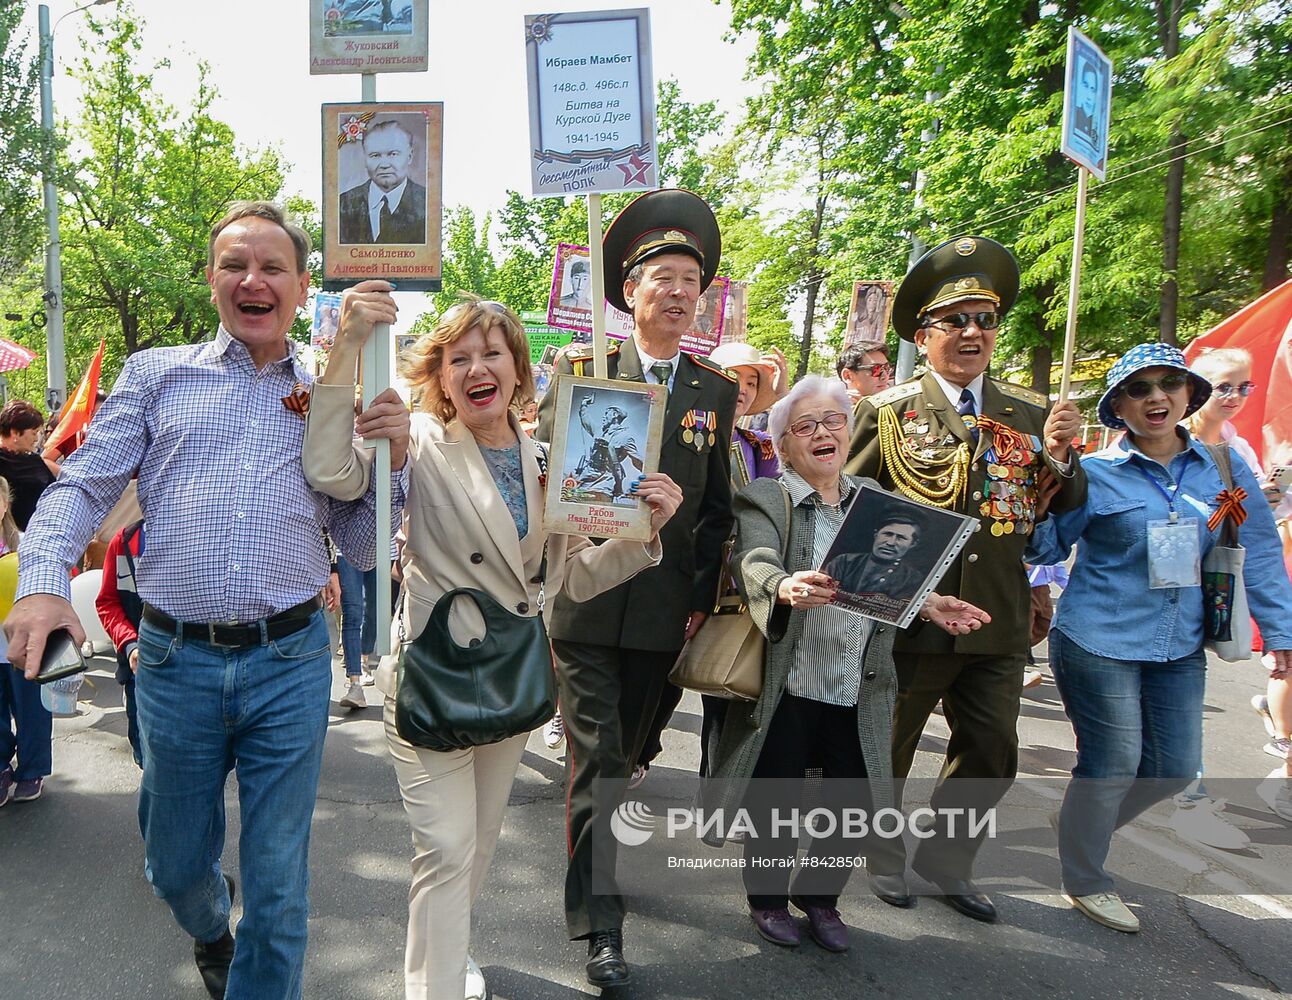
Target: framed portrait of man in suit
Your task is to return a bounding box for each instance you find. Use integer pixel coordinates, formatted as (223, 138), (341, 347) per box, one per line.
(322, 102), (442, 292)
(820, 484), (975, 627)
(1060, 26), (1113, 181)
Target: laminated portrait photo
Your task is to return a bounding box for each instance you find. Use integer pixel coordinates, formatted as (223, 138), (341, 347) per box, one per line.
(819, 483), (976, 627)
(543, 375), (667, 541)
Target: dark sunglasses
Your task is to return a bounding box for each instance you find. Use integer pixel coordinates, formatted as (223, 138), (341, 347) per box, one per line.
(1212, 381), (1257, 398)
(922, 311), (1002, 332)
(789, 412), (848, 437)
(1119, 372), (1191, 399)
(854, 362), (894, 379)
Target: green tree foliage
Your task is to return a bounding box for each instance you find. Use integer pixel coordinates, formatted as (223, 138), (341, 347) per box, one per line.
(0, 6), (42, 285)
(54, 6), (286, 385)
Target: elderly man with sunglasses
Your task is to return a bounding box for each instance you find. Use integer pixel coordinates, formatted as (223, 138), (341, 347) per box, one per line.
(845, 235), (1085, 923)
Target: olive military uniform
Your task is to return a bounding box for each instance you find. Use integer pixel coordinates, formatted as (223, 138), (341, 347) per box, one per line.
(845, 372), (1087, 881)
(535, 336), (738, 939)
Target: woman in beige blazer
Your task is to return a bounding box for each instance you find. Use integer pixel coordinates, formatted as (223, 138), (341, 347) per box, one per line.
(303, 290), (681, 1000)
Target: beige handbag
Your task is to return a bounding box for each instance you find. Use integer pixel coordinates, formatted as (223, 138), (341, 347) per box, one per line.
(669, 486), (791, 701)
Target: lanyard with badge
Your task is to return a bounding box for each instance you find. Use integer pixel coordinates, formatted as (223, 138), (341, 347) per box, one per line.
(1137, 455), (1201, 589)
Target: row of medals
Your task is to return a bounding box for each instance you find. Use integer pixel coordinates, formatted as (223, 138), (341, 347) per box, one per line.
(980, 450), (1038, 536)
(682, 409), (717, 451)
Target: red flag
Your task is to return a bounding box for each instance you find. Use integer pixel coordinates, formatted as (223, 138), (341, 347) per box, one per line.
(44, 339), (105, 458)
(1184, 279), (1292, 470)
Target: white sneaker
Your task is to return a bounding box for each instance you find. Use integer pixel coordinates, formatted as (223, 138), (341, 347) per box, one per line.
(1264, 737), (1292, 760)
(543, 712), (565, 750)
(1064, 891), (1140, 933)
(1167, 797), (1250, 851)
(1258, 768), (1292, 822)
(1252, 694), (1278, 738)
(1023, 669), (1044, 689)
(339, 680), (367, 710)
(465, 954), (487, 1000)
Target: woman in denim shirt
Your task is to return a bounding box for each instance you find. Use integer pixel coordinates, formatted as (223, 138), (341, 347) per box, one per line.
(1028, 343), (1292, 935)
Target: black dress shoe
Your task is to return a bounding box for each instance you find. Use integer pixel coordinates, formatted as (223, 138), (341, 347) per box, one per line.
(586, 928), (630, 989)
(194, 875), (236, 999)
(868, 872), (914, 908)
(922, 875), (997, 923)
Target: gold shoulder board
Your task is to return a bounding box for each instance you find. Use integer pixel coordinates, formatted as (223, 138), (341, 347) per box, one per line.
(688, 353), (738, 383)
(996, 380), (1049, 408)
(864, 381), (921, 410)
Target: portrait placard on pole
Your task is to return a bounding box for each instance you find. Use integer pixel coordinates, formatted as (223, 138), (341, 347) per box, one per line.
(321, 102), (443, 291)
(310, 0), (429, 75)
(845, 280), (895, 349)
(524, 9), (656, 196)
(1060, 26), (1112, 182)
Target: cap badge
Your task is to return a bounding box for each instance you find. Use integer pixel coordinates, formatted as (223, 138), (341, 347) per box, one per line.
(663, 230), (686, 243)
(954, 238), (977, 257)
(955, 277), (979, 291)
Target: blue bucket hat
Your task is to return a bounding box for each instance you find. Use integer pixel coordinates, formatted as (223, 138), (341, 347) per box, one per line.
(1097, 342), (1212, 430)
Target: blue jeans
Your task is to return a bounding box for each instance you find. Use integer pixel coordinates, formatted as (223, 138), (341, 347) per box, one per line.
(0, 663), (53, 780)
(134, 612), (332, 1000)
(335, 556), (365, 678)
(1049, 629), (1205, 895)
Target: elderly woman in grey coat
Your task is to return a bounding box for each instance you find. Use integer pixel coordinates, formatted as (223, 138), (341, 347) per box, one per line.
(709, 375), (989, 954)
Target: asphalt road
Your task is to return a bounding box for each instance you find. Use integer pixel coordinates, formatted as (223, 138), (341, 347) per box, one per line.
(3, 636), (1291, 1000)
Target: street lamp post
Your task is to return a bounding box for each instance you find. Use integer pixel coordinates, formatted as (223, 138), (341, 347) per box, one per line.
(38, 0), (114, 415)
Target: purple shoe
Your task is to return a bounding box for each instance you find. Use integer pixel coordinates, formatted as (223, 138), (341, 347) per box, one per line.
(749, 906), (800, 947)
(13, 777), (43, 802)
(790, 897), (850, 952)
(0, 767), (13, 807)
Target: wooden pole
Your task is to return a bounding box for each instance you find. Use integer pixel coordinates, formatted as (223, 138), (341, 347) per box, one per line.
(587, 193), (609, 380)
(360, 71), (393, 656)
(1058, 167), (1091, 401)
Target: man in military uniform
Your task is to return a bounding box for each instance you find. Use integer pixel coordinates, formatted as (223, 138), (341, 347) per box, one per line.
(825, 511), (926, 605)
(574, 398), (642, 499)
(845, 235), (1084, 923)
(535, 189), (739, 988)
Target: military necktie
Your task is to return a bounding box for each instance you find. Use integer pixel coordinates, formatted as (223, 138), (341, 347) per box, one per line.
(376, 195), (393, 240)
(649, 361), (673, 386)
(956, 388), (979, 443)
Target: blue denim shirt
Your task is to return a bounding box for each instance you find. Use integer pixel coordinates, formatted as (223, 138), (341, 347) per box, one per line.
(1027, 431), (1292, 661)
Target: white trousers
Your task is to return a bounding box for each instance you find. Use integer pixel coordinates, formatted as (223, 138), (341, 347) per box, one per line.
(383, 698), (529, 1000)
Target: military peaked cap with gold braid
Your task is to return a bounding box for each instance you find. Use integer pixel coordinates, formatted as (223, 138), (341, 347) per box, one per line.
(892, 235), (1020, 342)
(602, 189), (721, 313)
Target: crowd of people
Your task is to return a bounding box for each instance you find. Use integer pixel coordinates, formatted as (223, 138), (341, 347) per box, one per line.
(2, 190), (1291, 1000)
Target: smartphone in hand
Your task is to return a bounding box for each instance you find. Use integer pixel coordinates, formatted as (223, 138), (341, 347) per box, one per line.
(34, 628), (86, 684)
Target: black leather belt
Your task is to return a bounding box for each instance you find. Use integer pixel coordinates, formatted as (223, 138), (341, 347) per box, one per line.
(142, 596), (323, 649)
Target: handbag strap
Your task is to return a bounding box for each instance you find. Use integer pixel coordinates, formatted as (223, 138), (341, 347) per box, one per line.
(1202, 441), (1243, 547)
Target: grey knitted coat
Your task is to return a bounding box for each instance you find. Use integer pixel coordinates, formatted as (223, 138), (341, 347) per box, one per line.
(705, 474), (898, 840)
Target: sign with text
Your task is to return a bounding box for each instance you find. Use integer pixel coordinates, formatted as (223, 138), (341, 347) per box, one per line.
(544, 243), (723, 355)
(321, 102), (443, 292)
(524, 9), (657, 196)
(522, 309), (573, 363)
(1060, 26), (1113, 181)
(310, 0), (429, 75)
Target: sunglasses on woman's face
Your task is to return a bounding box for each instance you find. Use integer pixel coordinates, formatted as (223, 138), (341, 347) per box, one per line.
(1212, 381), (1257, 398)
(1119, 372), (1190, 399)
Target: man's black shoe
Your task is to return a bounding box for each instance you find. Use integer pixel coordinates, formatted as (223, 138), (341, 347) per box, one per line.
(868, 872), (914, 908)
(585, 928), (630, 988)
(919, 874), (997, 923)
(194, 875), (236, 998)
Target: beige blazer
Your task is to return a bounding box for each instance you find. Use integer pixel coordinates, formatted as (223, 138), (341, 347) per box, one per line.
(302, 383), (662, 697)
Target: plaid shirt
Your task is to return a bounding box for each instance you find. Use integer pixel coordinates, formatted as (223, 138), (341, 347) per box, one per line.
(17, 328), (406, 622)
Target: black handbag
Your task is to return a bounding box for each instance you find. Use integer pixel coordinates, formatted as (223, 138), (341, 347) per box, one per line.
(394, 565), (556, 751)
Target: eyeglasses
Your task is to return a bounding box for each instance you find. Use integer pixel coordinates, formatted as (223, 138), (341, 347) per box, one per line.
(854, 362), (894, 379)
(1119, 373), (1191, 399)
(922, 311), (1002, 332)
(1212, 381), (1257, 398)
(789, 412), (848, 437)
